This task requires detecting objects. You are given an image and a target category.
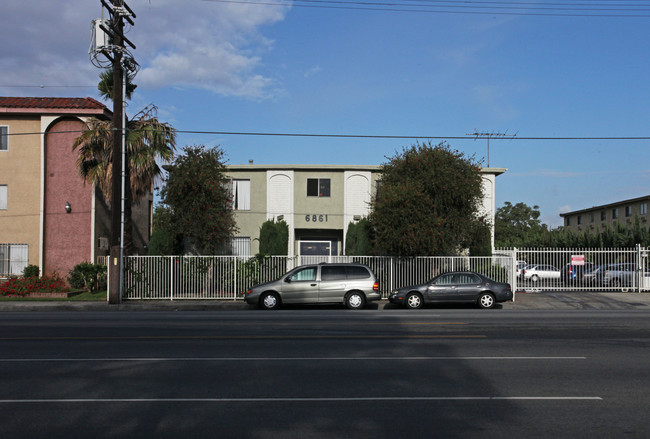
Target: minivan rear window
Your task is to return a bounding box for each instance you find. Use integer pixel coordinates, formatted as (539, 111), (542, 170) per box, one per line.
(346, 266), (370, 279)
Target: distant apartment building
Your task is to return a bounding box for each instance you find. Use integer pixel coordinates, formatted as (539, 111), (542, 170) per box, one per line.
(225, 164), (506, 256)
(560, 195), (650, 232)
(0, 97), (152, 277)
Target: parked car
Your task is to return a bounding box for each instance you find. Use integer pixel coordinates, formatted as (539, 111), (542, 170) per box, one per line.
(581, 264), (608, 286)
(522, 264), (560, 282)
(602, 263), (637, 289)
(516, 261), (527, 278)
(560, 262), (595, 284)
(245, 263), (381, 310)
(388, 271), (513, 309)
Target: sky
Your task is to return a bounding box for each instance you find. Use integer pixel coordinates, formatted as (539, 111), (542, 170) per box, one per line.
(1, 0), (649, 227)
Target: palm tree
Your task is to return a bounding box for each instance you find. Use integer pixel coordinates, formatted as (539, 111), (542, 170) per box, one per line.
(73, 72), (176, 253)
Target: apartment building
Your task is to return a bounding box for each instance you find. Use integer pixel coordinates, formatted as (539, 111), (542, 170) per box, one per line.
(225, 164), (506, 256)
(0, 97), (151, 277)
(560, 195), (650, 232)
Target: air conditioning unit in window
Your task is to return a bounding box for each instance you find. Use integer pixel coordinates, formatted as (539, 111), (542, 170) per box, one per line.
(98, 237), (109, 250)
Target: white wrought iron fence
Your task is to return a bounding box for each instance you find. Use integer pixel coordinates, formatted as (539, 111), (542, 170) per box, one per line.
(495, 246), (650, 292)
(120, 254), (515, 301)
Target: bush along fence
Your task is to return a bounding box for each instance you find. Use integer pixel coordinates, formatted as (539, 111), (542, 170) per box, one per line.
(115, 255), (515, 301)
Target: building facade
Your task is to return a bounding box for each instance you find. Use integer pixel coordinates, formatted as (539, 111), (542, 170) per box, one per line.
(0, 97), (152, 278)
(560, 195), (650, 232)
(225, 164), (506, 256)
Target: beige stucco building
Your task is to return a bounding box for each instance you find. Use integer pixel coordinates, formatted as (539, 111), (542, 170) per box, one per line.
(0, 97), (152, 278)
(226, 164), (506, 256)
(560, 195), (650, 232)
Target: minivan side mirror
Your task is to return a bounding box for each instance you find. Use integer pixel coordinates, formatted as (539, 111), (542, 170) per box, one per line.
(284, 277), (292, 283)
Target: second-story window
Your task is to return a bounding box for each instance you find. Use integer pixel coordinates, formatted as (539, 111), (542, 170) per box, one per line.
(231, 179), (250, 210)
(612, 208), (618, 219)
(625, 206), (632, 217)
(307, 178), (330, 197)
(0, 126), (8, 151)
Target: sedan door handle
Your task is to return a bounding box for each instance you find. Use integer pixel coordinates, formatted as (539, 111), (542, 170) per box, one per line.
(310, 283), (317, 287)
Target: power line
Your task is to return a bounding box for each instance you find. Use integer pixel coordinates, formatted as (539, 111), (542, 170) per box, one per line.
(5, 128), (650, 141)
(202, 0), (650, 17)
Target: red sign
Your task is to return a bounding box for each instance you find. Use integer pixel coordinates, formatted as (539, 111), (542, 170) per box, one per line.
(571, 255), (585, 266)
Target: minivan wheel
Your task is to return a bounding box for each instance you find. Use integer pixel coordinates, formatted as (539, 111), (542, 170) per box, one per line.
(477, 292), (495, 309)
(345, 292), (366, 310)
(260, 292), (280, 310)
(405, 292), (423, 309)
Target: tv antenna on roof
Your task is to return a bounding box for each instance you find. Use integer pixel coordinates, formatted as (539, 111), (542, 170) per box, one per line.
(467, 130), (517, 167)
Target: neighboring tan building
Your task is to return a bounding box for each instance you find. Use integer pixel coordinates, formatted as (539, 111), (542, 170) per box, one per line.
(560, 195), (650, 232)
(225, 164), (506, 257)
(0, 97), (152, 278)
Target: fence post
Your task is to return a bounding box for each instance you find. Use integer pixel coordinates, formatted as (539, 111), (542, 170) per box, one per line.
(170, 256), (174, 301)
(233, 256), (238, 301)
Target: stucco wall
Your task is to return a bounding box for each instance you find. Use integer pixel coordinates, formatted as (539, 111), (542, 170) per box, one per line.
(43, 118), (93, 277)
(0, 116), (42, 267)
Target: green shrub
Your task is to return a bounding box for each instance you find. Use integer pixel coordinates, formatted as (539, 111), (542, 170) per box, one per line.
(22, 264), (40, 278)
(67, 262), (107, 293)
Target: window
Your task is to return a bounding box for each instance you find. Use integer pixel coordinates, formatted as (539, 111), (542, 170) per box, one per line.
(0, 185), (7, 210)
(625, 206), (632, 217)
(0, 126), (7, 151)
(307, 178), (330, 197)
(641, 203), (648, 216)
(589, 213), (594, 223)
(231, 179), (250, 210)
(566, 217), (571, 226)
(577, 215), (582, 225)
(289, 266), (317, 282)
(321, 265), (347, 281)
(612, 208), (619, 219)
(0, 244), (28, 276)
(230, 237), (250, 256)
(601, 211), (607, 221)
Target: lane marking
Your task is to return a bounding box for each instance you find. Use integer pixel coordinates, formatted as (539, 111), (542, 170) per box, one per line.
(0, 334), (486, 341)
(0, 356), (587, 362)
(0, 396), (603, 403)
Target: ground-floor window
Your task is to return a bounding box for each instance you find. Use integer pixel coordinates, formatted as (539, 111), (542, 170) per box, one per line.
(299, 240), (338, 256)
(230, 237), (251, 256)
(0, 243), (28, 276)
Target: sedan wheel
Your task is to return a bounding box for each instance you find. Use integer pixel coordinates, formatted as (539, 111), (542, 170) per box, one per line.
(260, 292), (280, 310)
(477, 293), (495, 309)
(530, 275), (539, 282)
(346, 292), (366, 310)
(405, 293), (423, 309)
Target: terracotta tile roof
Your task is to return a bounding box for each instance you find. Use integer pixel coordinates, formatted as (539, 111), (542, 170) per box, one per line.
(0, 96), (107, 110)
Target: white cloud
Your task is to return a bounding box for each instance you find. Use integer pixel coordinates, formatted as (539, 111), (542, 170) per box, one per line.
(0, 0), (289, 99)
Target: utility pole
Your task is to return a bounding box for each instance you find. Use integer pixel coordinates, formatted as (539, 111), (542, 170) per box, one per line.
(467, 130), (517, 167)
(90, 0), (137, 304)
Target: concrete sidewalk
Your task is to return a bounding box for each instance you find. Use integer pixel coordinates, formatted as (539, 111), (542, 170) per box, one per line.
(1, 292), (649, 311)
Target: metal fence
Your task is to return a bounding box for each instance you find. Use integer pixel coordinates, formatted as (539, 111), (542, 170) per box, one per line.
(115, 246), (650, 300)
(495, 246), (650, 292)
(120, 255), (515, 301)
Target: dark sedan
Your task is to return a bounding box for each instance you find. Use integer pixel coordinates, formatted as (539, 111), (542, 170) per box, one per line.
(389, 271), (513, 309)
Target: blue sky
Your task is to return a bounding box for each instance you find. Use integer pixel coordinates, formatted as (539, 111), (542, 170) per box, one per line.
(2, 0), (649, 226)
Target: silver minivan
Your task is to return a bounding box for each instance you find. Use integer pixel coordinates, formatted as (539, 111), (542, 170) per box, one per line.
(245, 263), (380, 310)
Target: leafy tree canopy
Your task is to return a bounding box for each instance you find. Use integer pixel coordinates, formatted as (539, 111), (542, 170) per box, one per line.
(494, 201), (547, 247)
(160, 145), (237, 255)
(369, 141), (488, 256)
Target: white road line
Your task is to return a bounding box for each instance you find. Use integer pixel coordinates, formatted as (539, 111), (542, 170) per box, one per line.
(0, 356), (587, 362)
(0, 397), (603, 403)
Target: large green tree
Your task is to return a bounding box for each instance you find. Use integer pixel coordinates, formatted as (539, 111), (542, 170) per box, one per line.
(494, 201), (547, 247)
(369, 141), (488, 256)
(160, 145), (237, 255)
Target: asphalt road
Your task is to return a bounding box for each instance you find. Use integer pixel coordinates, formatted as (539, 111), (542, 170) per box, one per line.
(1, 308), (649, 438)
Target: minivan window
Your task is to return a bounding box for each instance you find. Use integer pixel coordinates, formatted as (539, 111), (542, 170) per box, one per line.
(346, 266), (370, 279)
(289, 267), (317, 282)
(321, 266), (347, 281)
